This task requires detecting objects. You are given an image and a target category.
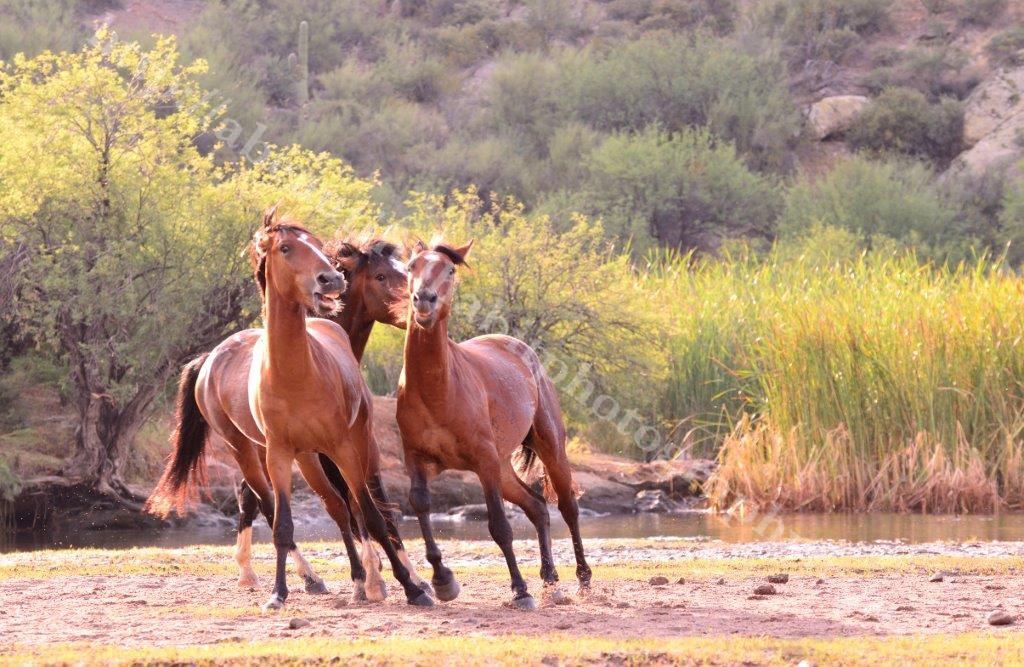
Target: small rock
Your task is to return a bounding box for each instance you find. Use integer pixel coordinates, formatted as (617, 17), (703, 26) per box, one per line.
(288, 618), (311, 630)
(634, 489), (680, 513)
(929, 572), (945, 583)
(797, 660), (815, 667)
(554, 621), (572, 630)
(753, 583), (777, 596)
(895, 605), (914, 612)
(649, 576), (670, 586)
(767, 573), (789, 584)
(988, 610), (1015, 626)
(716, 578), (726, 585)
(676, 577), (686, 585)
(814, 578), (825, 586)
(615, 601), (630, 608)
(985, 584), (1006, 591)
(332, 599), (349, 608)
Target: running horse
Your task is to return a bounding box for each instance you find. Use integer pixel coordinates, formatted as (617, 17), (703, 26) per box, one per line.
(149, 208), (433, 611)
(396, 239), (592, 610)
(147, 232), (424, 602)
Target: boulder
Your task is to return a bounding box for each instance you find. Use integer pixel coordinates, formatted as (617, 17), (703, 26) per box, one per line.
(633, 489), (680, 513)
(605, 459), (715, 497)
(949, 112), (1024, 178)
(963, 66), (1024, 147)
(806, 95), (871, 140)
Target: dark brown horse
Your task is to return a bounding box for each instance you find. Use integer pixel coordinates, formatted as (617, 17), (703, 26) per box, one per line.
(147, 233), (423, 602)
(149, 209), (433, 611)
(396, 240), (591, 610)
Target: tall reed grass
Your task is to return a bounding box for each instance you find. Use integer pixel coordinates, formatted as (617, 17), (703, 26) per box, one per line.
(645, 251), (1024, 512)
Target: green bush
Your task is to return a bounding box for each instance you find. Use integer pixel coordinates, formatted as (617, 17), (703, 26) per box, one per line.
(986, 27), (1024, 68)
(753, 0), (892, 67)
(577, 126), (781, 252)
(0, 0), (83, 59)
(861, 46), (977, 100)
(780, 156), (959, 261)
(848, 87), (963, 162)
(954, 0), (1007, 26)
(561, 33), (800, 171)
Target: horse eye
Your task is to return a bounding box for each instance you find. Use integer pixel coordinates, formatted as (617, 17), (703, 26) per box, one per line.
(375, 273), (386, 282)
(280, 245), (291, 254)
(448, 267), (455, 276)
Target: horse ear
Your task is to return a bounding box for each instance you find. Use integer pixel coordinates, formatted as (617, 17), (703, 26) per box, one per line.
(412, 239), (428, 256)
(333, 242), (364, 271)
(262, 202), (280, 228)
(453, 239), (474, 262)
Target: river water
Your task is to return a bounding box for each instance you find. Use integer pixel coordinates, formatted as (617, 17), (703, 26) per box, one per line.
(7, 511), (1024, 553)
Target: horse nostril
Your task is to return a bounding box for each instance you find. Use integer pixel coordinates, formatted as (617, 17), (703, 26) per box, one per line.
(317, 273), (332, 286)
(427, 293), (437, 304)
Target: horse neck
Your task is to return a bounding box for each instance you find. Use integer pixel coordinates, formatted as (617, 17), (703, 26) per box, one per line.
(403, 308), (452, 398)
(334, 291), (374, 363)
(263, 273), (313, 381)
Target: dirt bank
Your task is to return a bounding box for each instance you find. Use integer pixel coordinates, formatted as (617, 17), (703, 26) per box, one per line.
(2, 538), (1022, 664)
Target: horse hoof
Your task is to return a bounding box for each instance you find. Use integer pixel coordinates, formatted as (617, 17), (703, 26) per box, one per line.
(510, 594), (537, 612)
(351, 581), (368, 602)
(261, 595), (285, 613)
(433, 578), (461, 602)
(408, 591), (435, 607)
(544, 586), (571, 606)
(417, 580), (435, 597)
(237, 575), (260, 590)
(303, 576), (328, 595)
(365, 580), (387, 603)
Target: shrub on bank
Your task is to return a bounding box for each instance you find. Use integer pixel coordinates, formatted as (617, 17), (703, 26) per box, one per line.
(847, 87), (964, 163)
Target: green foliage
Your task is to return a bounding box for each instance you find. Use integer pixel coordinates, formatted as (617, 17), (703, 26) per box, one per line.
(0, 32), (381, 483)
(848, 87), (964, 162)
(0, 0), (83, 60)
(560, 32), (801, 171)
(752, 0), (892, 67)
(953, 0), (1007, 27)
(779, 156), (959, 261)
(575, 126), (781, 252)
(986, 27), (1024, 68)
(647, 248), (1024, 492)
(861, 46), (977, 100)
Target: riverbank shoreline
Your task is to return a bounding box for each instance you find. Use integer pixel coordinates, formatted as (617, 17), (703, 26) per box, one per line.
(2, 537), (1022, 665)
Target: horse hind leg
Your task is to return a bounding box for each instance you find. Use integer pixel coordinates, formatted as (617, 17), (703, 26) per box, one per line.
(235, 481), (261, 589)
(501, 462), (567, 605)
(529, 405), (593, 592)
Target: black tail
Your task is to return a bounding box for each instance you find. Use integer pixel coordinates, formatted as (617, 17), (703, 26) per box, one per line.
(513, 434), (556, 503)
(145, 353), (210, 518)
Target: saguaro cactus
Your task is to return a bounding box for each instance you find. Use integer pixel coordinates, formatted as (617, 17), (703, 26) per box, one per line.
(289, 20), (310, 107)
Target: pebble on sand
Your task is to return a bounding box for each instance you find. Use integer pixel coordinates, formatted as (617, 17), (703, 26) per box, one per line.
(987, 610), (1015, 626)
(753, 583), (777, 596)
(676, 577), (686, 585)
(288, 618), (311, 630)
(649, 576), (670, 586)
(767, 573), (789, 584)
(929, 572), (945, 583)
(716, 578), (726, 585)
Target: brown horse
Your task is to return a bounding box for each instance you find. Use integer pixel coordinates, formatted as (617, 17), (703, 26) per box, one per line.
(396, 239), (591, 610)
(147, 234), (425, 602)
(151, 209), (433, 611)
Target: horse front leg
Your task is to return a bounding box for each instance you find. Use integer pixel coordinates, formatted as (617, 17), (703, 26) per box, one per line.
(408, 458), (460, 601)
(261, 443), (295, 612)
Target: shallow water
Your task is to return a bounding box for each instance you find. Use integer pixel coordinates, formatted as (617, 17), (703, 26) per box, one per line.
(7, 511), (1024, 553)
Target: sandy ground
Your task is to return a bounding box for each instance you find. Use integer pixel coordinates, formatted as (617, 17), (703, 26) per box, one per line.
(2, 538), (1023, 651)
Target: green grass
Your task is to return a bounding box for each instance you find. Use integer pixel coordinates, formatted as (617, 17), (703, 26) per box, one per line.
(2, 542), (1020, 582)
(643, 250), (1024, 513)
(5, 633), (1024, 666)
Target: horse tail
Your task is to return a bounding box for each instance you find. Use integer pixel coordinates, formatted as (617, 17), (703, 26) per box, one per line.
(513, 435), (559, 503)
(145, 353), (210, 518)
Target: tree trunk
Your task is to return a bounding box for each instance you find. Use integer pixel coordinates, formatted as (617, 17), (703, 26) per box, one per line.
(63, 386), (155, 507)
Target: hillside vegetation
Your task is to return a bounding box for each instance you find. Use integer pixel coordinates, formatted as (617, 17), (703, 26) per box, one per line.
(1, 0), (1024, 513)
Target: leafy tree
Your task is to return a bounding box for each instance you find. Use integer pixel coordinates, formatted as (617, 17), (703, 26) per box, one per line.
(0, 32), (378, 500)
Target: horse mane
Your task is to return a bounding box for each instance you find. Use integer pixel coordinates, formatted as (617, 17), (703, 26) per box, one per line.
(432, 243), (468, 266)
(249, 215), (316, 296)
(324, 232), (402, 272)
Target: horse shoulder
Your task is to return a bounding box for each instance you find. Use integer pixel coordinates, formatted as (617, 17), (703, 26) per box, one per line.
(306, 318), (364, 428)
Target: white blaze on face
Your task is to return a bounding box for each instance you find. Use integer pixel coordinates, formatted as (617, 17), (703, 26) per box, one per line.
(390, 256), (407, 277)
(413, 252), (451, 299)
(297, 233), (332, 267)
